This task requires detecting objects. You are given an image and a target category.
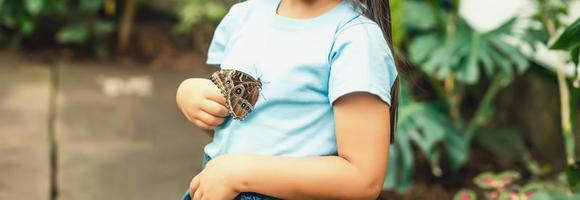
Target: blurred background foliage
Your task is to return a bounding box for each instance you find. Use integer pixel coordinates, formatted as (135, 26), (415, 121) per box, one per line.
(386, 0), (580, 199)
(0, 0), (232, 58)
(0, 0), (116, 57)
(1, 0), (579, 199)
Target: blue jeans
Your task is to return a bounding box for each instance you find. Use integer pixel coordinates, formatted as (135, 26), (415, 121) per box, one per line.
(181, 154), (279, 200)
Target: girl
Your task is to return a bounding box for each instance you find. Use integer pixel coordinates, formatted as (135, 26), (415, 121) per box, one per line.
(176, 0), (399, 199)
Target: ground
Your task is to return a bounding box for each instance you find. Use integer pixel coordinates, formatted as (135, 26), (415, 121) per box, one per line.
(0, 56), (215, 200)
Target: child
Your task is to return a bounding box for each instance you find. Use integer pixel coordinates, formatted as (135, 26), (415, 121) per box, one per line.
(176, 0), (399, 199)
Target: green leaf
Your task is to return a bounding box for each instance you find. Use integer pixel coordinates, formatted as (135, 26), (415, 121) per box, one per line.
(531, 190), (580, 200)
(80, 0), (103, 12)
(408, 107), (446, 153)
(474, 172), (498, 190)
(473, 171), (519, 190)
(386, 83), (471, 191)
(567, 162), (580, 189)
(478, 39), (495, 77)
(94, 20), (115, 36)
(421, 24), (473, 80)
(409, 33), (441, 64)
(445, 128), (469, 170)
(383, 146), (400, 189)
(458, 32), (481, 84)
(454, 189), (477, 200)
(398, 132), (414, 193)
(391, 0), (406, 47)
(498, 171), (521, 182)
(57, 24), (89, 44)
(529, 191), (553, 200)
(435, 64), (451, 79)
(422, 37), (463, 76)
(523, 28), (549, 51)
(25, 0), (44, 15)
(488, 49), (513, 85)
(19, 17), (35, 35)
(551, 17), (580, 51)
(520, 183), (543, 199)
(497, 191), (513, 200)
(42, 0), (68, 14)
(490, 39), (529, 74)
(404, 1), (436, 30)
(386, 83), (451, 192)
(571, 47), (579, 66)
(205, 2), (228, 21)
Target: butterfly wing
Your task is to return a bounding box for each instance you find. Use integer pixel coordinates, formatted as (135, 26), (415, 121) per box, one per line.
(210, 69), (235, 96)
(226, 81), (262, 120)
(210, 69), (262, 120)
(230, 71), (261, 106)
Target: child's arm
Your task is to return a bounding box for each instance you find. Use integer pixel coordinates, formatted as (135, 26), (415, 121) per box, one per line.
(191, 92), (390, 200)
(176, 78), (229, 137)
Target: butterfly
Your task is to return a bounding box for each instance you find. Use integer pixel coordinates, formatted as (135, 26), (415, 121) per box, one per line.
(210, 69), (263, 121)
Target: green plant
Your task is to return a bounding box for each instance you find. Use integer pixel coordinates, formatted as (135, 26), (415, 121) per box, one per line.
(455, 189), (477, 200)
(57, 0), (115, 58)
(407, 0), (529, 137)
(173, 0), (230, 53)
(0, 0), (116, 57)
(384, 82), (469, 192)
(384, 0), (532, 192)
(174, 0), (229, 29)
(455, 170), (580, 200)
(454, 171), (541, 200)
(529, 0), (580, 189)
(0, 0), (61, 46)
(549, 17), (580, 164)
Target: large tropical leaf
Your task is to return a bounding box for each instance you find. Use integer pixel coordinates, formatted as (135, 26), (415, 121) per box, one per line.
(404, 1), (436, 31)
(409, 18), (529, 85)
(384, 83), (468, 192)
(409, 33), (442, 64)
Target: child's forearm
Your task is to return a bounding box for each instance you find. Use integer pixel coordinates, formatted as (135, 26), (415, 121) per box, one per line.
(235, 154), (384, 200)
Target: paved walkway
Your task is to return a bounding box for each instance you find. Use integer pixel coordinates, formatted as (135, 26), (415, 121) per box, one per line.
(0, 61), (214, 200)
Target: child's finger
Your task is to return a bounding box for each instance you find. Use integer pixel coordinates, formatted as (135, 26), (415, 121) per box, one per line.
(193, 188), (202, 200)
(189, 175), (200, 196)
(196, 111), (225, 127)
(193, 119), (214, 130)
(201, 100), (229, 117)
(205, 89), (226, 105)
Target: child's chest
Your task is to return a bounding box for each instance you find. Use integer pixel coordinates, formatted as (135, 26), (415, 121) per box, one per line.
(221, 24), (337, 103)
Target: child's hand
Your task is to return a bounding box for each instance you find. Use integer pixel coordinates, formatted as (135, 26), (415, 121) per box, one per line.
(189, 155), (250, 200)
(176, 78), (229, 130)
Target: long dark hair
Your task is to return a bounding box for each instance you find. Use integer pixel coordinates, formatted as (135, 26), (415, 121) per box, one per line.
(356, 0), (399, 143)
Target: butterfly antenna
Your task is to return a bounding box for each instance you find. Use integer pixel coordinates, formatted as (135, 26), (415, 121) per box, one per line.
(260, 92), (268, 101)
(250, 66), (269, 101)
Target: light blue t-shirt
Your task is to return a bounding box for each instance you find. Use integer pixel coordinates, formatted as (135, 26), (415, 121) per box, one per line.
(204, 0), (398, 158)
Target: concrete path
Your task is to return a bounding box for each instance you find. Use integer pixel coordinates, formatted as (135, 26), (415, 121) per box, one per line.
(0, 63), (51, 200)
(0, 61), (215, 200)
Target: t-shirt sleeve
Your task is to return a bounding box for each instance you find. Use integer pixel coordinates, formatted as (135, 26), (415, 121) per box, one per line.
(328, 21), (398, 106)
(206, 4), (244, 66)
